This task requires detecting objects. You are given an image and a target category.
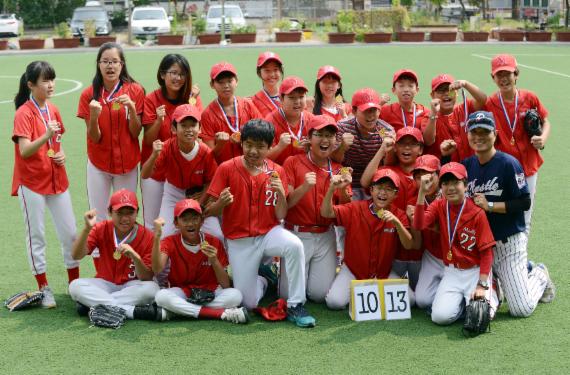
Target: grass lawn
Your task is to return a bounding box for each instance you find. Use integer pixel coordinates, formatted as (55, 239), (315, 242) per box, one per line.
(0, 44), (569, 374)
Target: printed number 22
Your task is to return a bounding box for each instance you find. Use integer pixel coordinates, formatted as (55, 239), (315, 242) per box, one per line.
(386, 291), (407, 313)
(459, 233), (476, 252)
(265, 190), (278, 206)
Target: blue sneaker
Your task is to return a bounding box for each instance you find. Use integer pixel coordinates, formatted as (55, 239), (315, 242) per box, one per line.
(287, 304), (316, 328)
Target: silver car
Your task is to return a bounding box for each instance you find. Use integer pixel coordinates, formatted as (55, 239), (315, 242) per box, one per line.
(70, 6), (112, 36)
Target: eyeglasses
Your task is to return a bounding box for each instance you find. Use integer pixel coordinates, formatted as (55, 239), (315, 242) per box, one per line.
(312, 132), (336, 139)
(98, 60), (123, 66)
(397, 141), (422, 148)
(374, 186), (398, 194)
(165, 70), (186, 79)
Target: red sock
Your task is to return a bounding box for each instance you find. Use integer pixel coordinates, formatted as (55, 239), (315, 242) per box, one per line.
(35, 273), (48, 289)
(67, 267), (80, 283)
(198, 307), (224, 320)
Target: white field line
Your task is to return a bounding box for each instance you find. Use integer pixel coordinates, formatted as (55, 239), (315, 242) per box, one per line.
(0, 76), (83, 104)
(472, 54), (570, 79)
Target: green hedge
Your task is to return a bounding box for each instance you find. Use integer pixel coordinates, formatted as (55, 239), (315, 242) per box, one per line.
(2, 0), (85, 29)
(348, 7), (411, 33)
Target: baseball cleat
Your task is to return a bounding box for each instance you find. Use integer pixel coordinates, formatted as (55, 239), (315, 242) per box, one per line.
(537, 263), (555, 303)
(221, 307), (249, 324)
(287, 304), (316, 328)
(133, 302), (168, 321)
(40, 286), (56, 309)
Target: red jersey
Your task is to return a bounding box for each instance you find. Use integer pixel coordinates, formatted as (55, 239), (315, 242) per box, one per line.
(283, 154), (351, 228)
(421, 100), (476, 161)
(379, 102), (430, 133)
(264, 109), (315, 166)
(200, 96), (262, 164)
(152, 139), (217, 190)
(420, 197), (443, 260)
(207, 157), (288, 240)
(87, 221), (153, 285)
(77, 82), (145, 174)
(484, 90), (548, 176)
(319, 102), (352, 123)
(251, 89), (281, 118)
(414, 198), (495, 274)
(334, 200), (409, 280)
(160, 233), (228, 295)
(11, 100), (68, 196)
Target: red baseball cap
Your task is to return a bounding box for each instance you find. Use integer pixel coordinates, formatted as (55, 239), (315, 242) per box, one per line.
(257, 51), (283, 68)
(439, 162), (467, 180)
(109, 189), (138, 211)
(174, 199), (202, 217)
(413, 155), (441, 173)
(317, 65), (342, 81)
(307, 115), (338, 134)
(392, 69), (419, 85)
(210, 62), (237, 80)
(396, 127), (424, 143)
(372, 168), (401, 188)
(172, 104), (202, 123)
(351, 88), (381, 112)
(279, 76), (308, 95)
(431, 73), (455, 92)
(491, 54), (517, 75)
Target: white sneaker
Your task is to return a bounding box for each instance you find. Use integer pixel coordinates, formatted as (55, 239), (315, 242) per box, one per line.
(40, 286), (56, 309)
(221, 307), (249, 324)
(537, 263), (555, 303)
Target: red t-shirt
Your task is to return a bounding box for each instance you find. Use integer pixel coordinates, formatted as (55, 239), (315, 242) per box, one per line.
(334, 200), (409, 280)
(414, 198), (495, 274)
(77, 81), (145, 174)
(319, 102), (352, 123)
(251, 90), (281, 118)
(207, 157), (288, 240)
(152, 139), (217, 190)
(160, 233), (228, 295)
(283, 153), (351, 227)
(421, 100), (476, 161)
(379, 102), (430, 133)
(200, 96), (262, 164)
(264, 109), (315, 166)
(87, 221), (153, 285)
(11, 101), (68, 196)
(484, 90), (548, 176)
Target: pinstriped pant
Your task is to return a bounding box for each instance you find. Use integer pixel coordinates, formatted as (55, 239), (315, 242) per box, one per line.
(494, 232), (547, 317)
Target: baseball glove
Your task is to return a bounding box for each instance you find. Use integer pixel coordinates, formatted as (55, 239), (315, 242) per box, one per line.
(462, 298), (491, 337)
(187, 288), (216, 305)
(4, 291), (44, 311)
(88, 304), (127, 329)
(523, 109), (543, 138)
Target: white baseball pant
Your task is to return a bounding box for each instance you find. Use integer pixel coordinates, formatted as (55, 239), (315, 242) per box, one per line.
(155, 286), (242, 318)
(431, 265), (497, 325)
(325, 264), (416, 311)
(141, 177), (164, 229)
(494, 232), (547, 317)
(227, 225), (306, 309)
(17, 185), (80, 275)
(68, 278), (159, 319)
(415, 251), (445, 309)
(391, 259), (422, 290)
(524, 173), (537, 236)
(87, 160), (138, 223)
(280, 228), (336, 303)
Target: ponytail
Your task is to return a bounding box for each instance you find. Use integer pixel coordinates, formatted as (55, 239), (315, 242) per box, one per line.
(14, 73), (30, 110)
(14, 61), (56, 110)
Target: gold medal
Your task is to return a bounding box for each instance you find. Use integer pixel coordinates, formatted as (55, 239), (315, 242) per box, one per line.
(189, 97), (197, 105)
(448, 89), (457, 99)
(293, 139), (300, 148)
(335, 94), (344, 104)
(231, 131), (241, 142)
(47, 149), (55, 158)
(200, 240), (209, 249)
(339, 167), (350, 175)
(376, 209), (384, 219)
(271, 171), (280, 179)
(112, 101), (121, 111)
(447, 250), (453, 261)
(378, 128), (386, 137)
(510, 137), (515, 145)
(113, 249), (122, 260)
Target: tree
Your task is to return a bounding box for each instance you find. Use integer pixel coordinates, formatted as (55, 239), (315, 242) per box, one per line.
(512, 0), (520, 20)
(428, 0), (446, 17)
(566, 0), (569, 28)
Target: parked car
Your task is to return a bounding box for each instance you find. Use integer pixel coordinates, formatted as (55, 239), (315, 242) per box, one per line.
(131, 6), (171, 37)
(205, 4), (246, 34)
(85, 0), (103, 6)
(0, 14), (23, 37)
(70, 6), (112, 36)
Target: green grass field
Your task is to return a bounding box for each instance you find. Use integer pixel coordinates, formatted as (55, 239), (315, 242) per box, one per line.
(1, 44), (569, 374)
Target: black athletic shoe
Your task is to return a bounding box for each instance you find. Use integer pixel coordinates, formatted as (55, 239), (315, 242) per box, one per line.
(133, 302), (167, 321)
(76, 302), (90, 317)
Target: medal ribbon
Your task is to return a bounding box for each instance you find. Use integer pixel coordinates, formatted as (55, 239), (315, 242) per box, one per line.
(279, 109), (304, 140)
(368, 202), (383, 220)
(461, 89), (468, 129)
(30, 95), (53, 148)
(262, 89), (281, 111)
(307, 151), (333, 178)
(101, 80), (122, 104)
(446, 198), (466, 251)
(498, 90), (519, 136)
(401, 103), (417, 128)
(113, 226), (137, 251)
(216, 97), (239, 133)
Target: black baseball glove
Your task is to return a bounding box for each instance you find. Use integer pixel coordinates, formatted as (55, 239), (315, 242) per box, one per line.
(523, 109), (543, 138)
(463, 298), (491, 337)
(88, 304), (127, 329)
(4, 291), (44, 311)
(187, 288), (216, 305)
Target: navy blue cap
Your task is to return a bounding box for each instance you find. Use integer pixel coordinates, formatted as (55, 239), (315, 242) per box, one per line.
(467, 111), (496, 132)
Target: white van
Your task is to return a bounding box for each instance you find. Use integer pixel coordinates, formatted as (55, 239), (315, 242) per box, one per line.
(205, 4), (246, 34)
(131, 6), (171, 37)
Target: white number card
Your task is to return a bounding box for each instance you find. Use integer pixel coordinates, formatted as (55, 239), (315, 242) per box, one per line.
(350, 280), (383, 321)
(381, 279), (411, 320)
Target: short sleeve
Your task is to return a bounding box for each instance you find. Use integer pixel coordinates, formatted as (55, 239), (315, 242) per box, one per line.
(396, 208), (410, 228)
(142, 94), (158, 126)
(87, 224), (101, 254)
(77, 88), (92, 119)
(138, 236), (153, 268)
(207, 163), (228, 199)
(200, 106), (217, 141)
(12, 108), (34, 142)
(153, 144), (167, 173)
(333, 202), (356, 228)
(159, 237), (173, 256)
(283, 157), (296, 189)
(132, 84), (146, 115)
(204, 151), (218, 184)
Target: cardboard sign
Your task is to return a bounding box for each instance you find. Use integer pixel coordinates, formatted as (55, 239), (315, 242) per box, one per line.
(350, 279), (411, 321)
